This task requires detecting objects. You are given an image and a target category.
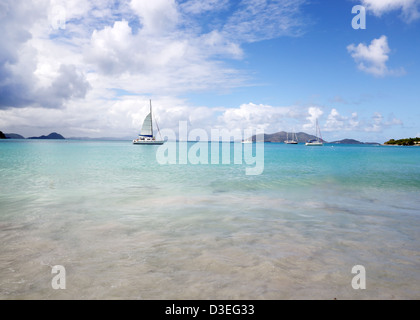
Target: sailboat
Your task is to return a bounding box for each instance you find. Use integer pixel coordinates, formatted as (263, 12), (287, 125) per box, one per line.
(133, 100), (165, 145)
(305, 119), (323, 146)
(284, 131), (298, 144)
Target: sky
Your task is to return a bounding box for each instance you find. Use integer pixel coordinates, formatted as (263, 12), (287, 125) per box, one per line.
(0, 0), (419, 142)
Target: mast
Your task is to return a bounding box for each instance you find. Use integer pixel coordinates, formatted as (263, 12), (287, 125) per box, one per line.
(150, 99), (153, 138)
(316, 119), (323, 142)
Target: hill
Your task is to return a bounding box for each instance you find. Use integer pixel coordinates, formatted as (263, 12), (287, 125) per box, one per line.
(0, 131), (6, 139)
(28, 132), (65, 140)
(384, 137), (420, 146)
(331, 139), (381, 145)
(5, 133), (25, 139)
(331, 139), (363, 144)
(250, 131), (327, 143)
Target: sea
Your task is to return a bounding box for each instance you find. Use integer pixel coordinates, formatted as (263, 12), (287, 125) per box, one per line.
(0, 139), (419, 299)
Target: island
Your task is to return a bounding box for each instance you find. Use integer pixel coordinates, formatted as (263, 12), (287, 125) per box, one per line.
(4, 133), (25, 139)
(27, 132), (65, 140)
(245, 132), (380, 144)
(249, 131), (327, 143)
(330, 139), (380, 145)
(384, 137), (420, 146)
(0, 131), (6, 139)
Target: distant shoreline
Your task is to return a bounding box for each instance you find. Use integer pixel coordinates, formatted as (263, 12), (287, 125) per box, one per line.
(2, 130), (419, 146)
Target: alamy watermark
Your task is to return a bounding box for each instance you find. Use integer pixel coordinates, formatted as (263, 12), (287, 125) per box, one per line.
(352, 5), (366, 29)
(351, 265), (366, 290)
(51, 265), (66, 290)
(155, 121), (265, 175)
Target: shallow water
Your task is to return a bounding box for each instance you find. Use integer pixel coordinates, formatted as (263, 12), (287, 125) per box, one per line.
(0, 140), (419, 299)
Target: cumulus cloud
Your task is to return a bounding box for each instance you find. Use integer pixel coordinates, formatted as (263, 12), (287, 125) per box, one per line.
(0, 0), (39, 108)
(2, 0), (409, 141)
(347, 35), (405, 77)
(40, 64), (91, 108)
(367, 112), (385, 132)
(303, 106), (323, 130)
(1, 57), (90, 109)
(216, 104), (403, 137)
(324, 109), (359, 132)
(86, 20), (137, 75)
(0, 0), (90, 110)
(130, 0), (179, 34)
(84, 0), (303, 80)
(0, 93), (404, 140)
(366, 112), (403, 132)
(322, 109), (402, 133)
(0, 0), (311, 137)
(1, 0), (308, 108)
(218, 102), (303, 135)
(361, 0), (420, 22)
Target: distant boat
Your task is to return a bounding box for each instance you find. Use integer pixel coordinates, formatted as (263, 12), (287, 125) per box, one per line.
(284, 131), (298, 144)
(305, 119), (323, 146)
(133, 100), (165, 145)
(242, 138), (253, 144)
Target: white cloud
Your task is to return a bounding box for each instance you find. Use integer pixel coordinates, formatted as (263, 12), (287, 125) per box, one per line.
(0, 0), (91, 110)
(325, 109), (347, 131)
(86, 20), (137, 75)
(362, 112), (403, 132)
(1, 0), (308, 106)
(347, 35), (405, 77)
(349, 112), (360, 128)
(0, 0), (310, 137)
(222, 0), (306, 43)
(130, 0), (179, 34)
(3, 0), (408, 142)
(366, 112), (385, 132)
(218, 102), (302, 135)
(180, 0), (230, 14)
(0, 95), (405, 140)
(303, 106), (323, 130)
(361, 0), (420, 22)
(323, 109), (360, 132)
(321, 108), (403, 134)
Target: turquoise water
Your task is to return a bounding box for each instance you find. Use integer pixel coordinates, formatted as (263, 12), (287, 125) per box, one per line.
(0, 140), (419, 299)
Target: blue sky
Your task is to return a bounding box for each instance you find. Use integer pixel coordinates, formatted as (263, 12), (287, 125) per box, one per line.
(0, 0), (419, 142)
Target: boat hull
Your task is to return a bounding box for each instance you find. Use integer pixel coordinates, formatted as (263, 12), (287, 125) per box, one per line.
(305, 142), (323, 146)
(133, 140), (165, 145)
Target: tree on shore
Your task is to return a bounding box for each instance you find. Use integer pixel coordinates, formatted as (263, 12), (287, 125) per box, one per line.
(384, 137), (420, 146)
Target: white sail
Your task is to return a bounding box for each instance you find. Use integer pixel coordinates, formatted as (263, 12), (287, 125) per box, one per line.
(140, 113), (153, 137)
(133, 99), (165, 145)
(305, 119), (323, 146)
